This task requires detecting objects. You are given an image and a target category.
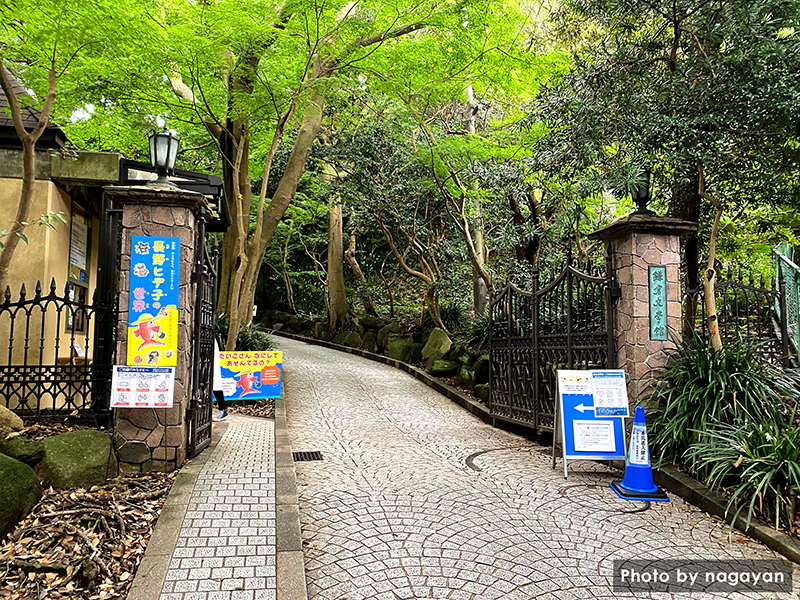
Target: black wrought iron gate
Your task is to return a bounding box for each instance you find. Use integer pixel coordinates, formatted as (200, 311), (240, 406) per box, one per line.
(187, 222), (218, 458)
(489, 253), (615, 431)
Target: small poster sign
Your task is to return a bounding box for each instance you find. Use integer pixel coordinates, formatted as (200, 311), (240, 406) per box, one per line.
(591, 371), (629, 417)
(219, 351), (283, 400)
(111, 365), (175, 408)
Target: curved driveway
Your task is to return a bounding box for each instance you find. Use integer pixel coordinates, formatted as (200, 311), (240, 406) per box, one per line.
(281, 337), (795, 599)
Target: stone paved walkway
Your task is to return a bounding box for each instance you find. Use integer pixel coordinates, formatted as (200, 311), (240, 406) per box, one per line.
(280, 337), (798, 600)
(159, 415), (276, 600)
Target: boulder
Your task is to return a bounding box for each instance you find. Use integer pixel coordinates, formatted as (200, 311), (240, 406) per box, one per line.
(446, 342), (474, 366)
(355, 321), (366, 337)
(360, 315), (384, 330)
(430, 360), (460, 377)
(300, 329), (314, 338)
(377, 322), (404, 350)
(455, 366), (475, 390)
(474, 383), (490, 402)
(314, 322), (329, 339)
(473, 355), (491, 384)
(385, 334), (422, 364)
(422, 328), (452, 362)
(0, 454), (42, 536)
(274, 310), (293, 324)
(39, 430), (118, 489)
(0, 405), (23, 438)
(287, 316), (308, 333)
(0, 436), (45, 467)
(272, 322), (286, 331)
(333, 331), (362, 349)
(361, 331), (378, 354)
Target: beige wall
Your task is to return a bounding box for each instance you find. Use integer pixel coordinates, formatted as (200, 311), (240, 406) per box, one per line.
(0, 178), (100, 366)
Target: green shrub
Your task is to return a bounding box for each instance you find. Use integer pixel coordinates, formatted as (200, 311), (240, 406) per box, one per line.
(686, 421), (800, 530)
(215, 316), (276, 351)
(650, 334), (795, 466)
(422, 301), (467, 332)
(461, 310), (491, 350)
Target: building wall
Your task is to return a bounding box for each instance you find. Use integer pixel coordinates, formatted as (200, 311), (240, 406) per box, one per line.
(0, 177), (101, 366)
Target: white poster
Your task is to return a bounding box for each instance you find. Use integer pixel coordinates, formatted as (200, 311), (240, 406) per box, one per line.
(573, 420), (616, 453)
(111, 365), (175, 408)
(70, 218), (88, 271)
(591, 370), (629, 417)
(557, 370), (592, 395)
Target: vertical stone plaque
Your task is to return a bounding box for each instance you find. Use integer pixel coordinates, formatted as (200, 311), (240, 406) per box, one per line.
(649, 266), (667, 340)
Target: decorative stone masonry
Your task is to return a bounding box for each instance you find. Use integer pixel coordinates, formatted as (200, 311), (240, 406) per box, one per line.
(590, 214), (696, 407)
(104, 185), (210, 473)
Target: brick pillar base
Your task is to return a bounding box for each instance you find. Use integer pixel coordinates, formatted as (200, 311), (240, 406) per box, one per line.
(105, 185), (209, 473)
(590, 215), (696, 409)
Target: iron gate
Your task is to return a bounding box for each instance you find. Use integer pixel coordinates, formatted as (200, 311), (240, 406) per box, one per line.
(489, 252), (615, 431)
(187, 223), (218, 458)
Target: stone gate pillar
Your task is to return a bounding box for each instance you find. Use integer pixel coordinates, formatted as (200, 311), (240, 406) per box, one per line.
(104, 185), (210, 473)
(590, 214), (696, 407)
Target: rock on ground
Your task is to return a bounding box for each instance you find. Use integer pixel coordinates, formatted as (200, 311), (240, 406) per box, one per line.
(0, 436), (45, 467)
(422, 328), (452, 362)
(38, 430), (118, 489)
(0, 405), (23, 439)
(0, 453), (42, 536)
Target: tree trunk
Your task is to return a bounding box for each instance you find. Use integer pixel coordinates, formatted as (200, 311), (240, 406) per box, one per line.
(223, 128), (250, 351)
(232, 56), (331, 327)
(327, 203), (350, 332)
(698, 165), (723, 351)
(0, 136), (36, 294)
(465, 84), (487, 315)
(0, 64), (56, 294)
(280, 221), (296, 313)
(344, 228), (377, 315)
(218, 118), (251, 328)
(674, 171), (701, 338)
(424, 285), (446, 331)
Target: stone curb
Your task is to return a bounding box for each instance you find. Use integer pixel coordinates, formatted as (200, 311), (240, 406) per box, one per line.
(127, 421), (228, 600)
(653, 464), (800, 563)
(273, 330), (800, 564)
(274, 393), (309, 600)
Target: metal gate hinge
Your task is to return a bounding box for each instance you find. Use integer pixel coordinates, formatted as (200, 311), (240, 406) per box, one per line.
(610, 285), (621, 299)
(185, 408), (196, 420)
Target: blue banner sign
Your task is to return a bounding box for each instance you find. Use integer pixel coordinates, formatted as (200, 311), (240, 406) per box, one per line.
(127, 236), (180, 367)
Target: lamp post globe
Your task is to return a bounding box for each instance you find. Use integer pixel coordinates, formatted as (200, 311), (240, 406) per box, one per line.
(632, 169), (655, 215)
(148, 129), (180, 185)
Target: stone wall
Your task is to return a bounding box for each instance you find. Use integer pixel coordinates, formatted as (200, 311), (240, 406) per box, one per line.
(106, 187), (208, 473)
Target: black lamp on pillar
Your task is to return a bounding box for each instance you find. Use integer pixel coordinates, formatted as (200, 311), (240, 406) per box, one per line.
(148, 128), (180, 186)
(631, 169), (655, 215)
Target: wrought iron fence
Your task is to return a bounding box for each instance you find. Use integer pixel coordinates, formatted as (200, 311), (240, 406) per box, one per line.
(683, 267), (789, 365)
(489, 256), (613, 432)
(0, 279), (117, 422)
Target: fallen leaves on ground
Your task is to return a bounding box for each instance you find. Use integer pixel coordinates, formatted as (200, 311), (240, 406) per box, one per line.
(5, 422), (95, 442)
(227, 398), (275, 419)
(0, 471), (177, 600)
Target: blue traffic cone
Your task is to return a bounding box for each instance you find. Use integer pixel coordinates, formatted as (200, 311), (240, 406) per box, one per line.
(610, 406), (669, 502)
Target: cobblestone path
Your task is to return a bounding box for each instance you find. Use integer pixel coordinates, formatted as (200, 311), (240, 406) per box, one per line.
(160, 415), (276, 600)
(282, 337), (797, 600)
